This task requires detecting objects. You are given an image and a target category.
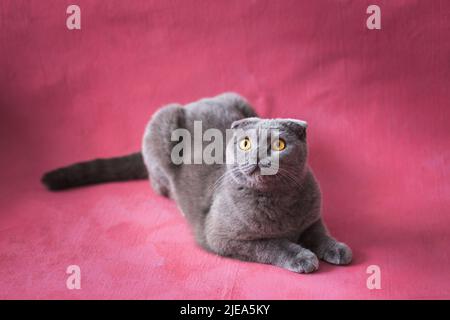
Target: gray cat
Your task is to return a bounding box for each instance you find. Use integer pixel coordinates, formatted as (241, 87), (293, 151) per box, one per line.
(42, 92), (352, 273)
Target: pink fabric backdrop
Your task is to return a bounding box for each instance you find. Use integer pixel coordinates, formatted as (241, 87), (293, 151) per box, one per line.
(0, 0), (449, 299)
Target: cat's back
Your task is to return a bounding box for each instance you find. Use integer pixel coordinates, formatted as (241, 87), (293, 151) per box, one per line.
(183, 92), (256, 131)
(143, 93), (257, 233)
(173, 93), (257, 218)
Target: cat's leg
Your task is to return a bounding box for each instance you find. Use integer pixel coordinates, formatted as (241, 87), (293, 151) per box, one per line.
(207, 236), (319, 273)
(149, 167), (171, 197)
(142, 103), (185, 199)
(298, 219), (352, 265)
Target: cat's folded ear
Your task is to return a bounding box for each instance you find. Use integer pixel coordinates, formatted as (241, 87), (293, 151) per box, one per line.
(283, 119), (308, 141)
(231, 117), (260, 129)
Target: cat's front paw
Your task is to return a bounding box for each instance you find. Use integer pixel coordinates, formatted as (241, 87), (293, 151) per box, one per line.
(322, 242), (352, 265)
(285, 249), (319, 274)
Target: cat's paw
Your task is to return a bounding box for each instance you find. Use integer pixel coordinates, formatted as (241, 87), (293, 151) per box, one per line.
(322, 242), (352, 265)
(285, 249), (319, 274)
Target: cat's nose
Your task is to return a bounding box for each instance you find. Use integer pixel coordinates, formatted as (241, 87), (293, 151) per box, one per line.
(258, 159), (271, 168)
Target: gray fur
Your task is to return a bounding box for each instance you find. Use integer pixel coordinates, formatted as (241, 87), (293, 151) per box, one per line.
(42, 92), (351, 273)
(142, 92), (352, 273)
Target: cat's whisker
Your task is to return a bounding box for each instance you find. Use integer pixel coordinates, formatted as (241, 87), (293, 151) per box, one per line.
(210, 165), (248, 192)
(210, 172), (230, 192)
(276, 168), (304, 190)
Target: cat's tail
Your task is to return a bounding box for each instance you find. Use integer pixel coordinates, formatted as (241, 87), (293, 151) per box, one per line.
(41, 152), (148, 191)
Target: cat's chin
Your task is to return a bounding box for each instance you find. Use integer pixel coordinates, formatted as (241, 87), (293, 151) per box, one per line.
(231, 172), (280, 191)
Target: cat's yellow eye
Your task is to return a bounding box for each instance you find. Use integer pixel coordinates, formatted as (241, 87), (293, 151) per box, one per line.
(272, 139), (286, 151)
(239, 137), (252, 151)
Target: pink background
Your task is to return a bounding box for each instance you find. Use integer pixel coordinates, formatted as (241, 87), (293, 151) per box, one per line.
(0, 0), (449, 299)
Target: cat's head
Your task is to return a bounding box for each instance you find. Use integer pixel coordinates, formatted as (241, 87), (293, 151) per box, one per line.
(226, 118), (308, 190)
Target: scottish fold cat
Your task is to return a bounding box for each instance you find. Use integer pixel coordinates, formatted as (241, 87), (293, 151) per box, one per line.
(42, 93), (352, 273)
